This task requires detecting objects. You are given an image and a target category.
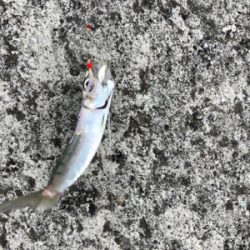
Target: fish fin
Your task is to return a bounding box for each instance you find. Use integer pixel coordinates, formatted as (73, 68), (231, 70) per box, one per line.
(0, 191), (58, 213)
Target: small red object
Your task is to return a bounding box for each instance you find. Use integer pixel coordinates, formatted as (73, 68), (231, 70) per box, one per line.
(85, 23), (94, 31)
(86, 60), (93, 70)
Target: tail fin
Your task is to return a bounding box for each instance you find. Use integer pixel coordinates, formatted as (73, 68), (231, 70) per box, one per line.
(0, 190), (58, 213)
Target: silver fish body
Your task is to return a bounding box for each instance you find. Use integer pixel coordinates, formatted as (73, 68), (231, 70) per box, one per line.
(49, 99), (112, 194)
(0, 61), (115, 212)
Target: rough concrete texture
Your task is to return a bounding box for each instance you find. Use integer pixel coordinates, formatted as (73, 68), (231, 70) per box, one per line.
(0, 0), (250, 249)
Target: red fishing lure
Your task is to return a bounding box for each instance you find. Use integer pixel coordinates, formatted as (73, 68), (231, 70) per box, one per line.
(86, 60), (93, 70)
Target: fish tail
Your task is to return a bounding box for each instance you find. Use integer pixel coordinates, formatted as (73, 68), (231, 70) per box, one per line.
(0, 190), (58, 213)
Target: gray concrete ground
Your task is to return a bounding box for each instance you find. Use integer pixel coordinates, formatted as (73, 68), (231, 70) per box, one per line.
(0, 0), (250, 249)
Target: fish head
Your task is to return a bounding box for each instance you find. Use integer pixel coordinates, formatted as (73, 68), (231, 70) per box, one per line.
(82, 60), (115, 109)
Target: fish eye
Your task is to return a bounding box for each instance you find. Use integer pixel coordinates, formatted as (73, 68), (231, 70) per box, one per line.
(84, 79), (89, 88)
(83, 78), (94, 92)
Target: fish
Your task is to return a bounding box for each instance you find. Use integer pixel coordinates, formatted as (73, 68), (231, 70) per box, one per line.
(0, 60), (115, 213)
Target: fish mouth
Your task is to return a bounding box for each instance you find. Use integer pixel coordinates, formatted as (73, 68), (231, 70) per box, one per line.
(88, 60), (112, 84)
(103, 62), (112, 84)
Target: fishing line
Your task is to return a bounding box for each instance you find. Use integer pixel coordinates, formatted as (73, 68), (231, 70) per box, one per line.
(105, 3), (115, 249)
(107, 112), (115, 250)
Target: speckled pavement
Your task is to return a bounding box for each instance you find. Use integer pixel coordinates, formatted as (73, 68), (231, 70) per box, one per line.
(0, 0), (250, 249)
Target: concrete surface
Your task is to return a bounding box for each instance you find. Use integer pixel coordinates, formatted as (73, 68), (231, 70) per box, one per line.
(0, 0), (250, 249)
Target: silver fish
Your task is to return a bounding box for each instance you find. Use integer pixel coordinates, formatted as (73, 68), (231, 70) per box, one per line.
(0, 60), (115, 212)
